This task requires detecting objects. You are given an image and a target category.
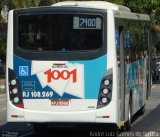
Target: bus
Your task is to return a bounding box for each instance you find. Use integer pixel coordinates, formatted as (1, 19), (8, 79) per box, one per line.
(6, 1), (151, 131)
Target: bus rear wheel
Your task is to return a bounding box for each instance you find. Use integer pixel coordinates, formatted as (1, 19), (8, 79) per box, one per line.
(125, 103), (132, 131)
(139, 105), (145, 115)
(122, 99), (132, 131)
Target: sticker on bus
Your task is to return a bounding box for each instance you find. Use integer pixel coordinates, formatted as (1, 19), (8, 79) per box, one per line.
(31, 61), (84, 98)
(73, 16), (101, 29)
(51, 99), (70, 106)
(19, 66), (29, 76)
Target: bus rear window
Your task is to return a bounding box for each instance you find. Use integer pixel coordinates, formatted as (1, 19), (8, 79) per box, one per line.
(17, 14), (103, 51)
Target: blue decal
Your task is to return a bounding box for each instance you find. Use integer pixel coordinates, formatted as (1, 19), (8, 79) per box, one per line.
(70, 55), (107, 99)
(127, 32), (131, 48)
(14, 54), (107, 99)
(19, 66), (29, 76)
(124, 32), (127, 48)
(115, 31), (120, 48)
(22, 81), (35, 91)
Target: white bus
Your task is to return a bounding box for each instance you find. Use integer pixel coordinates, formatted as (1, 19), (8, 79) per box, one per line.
(6, 1), (151, 131)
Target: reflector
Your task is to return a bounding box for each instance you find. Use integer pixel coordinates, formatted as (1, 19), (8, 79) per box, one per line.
(104, 79), (110, 86)
(101, 97), (108, 104)
(16, 103), (24, 108)
(11, 79), (17, 85)
(102, 88), (109, 95)
(13, 97), (19, 103)
(12, 88), (18, 94)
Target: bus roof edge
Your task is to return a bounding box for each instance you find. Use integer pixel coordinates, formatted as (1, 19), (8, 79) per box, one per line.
(52, 1), (131, 12)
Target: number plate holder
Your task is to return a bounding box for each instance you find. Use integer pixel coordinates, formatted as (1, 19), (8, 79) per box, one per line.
(51, 99), (70, 106)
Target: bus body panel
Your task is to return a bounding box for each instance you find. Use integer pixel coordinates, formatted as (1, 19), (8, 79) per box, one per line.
(6, 7), (115, 125)
(23, 99), (97, 112)
(128, 59), (147, 115)
(11, 54), (107, 112)
(6, 10), (14, 102)
(7, 101), (25, 122)
(7, 100), (118, 125)
(106, 10), (120, 125)
(114, 13), (150, 123)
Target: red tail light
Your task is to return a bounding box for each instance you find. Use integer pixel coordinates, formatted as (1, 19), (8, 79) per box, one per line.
(16, 103), (24, 108)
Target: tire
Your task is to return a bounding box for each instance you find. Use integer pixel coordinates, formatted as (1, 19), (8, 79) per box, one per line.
(125, 103), (132, 131)
(122, 98), (132, 131)
(139, 105), (145, 115)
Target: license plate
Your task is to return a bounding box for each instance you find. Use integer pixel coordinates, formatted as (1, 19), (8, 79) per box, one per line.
(51, 100), (70, 106)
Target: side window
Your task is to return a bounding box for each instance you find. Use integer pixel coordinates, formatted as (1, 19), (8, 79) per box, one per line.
(128, 21), (147, 62)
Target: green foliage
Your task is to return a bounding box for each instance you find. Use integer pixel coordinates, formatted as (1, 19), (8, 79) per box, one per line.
(13, 0), (38, 8)
(105, 0), (123, 4)
(13, 0), (56, 8)
(0, 0), (7, 23)
(38, 0), (53, 6)
(0, 0), (7, 62)
(122, 0), (160, 55)
(0, 39), (6, 55)
(0, 0), (7, 9)
(123, 0), (159, 14)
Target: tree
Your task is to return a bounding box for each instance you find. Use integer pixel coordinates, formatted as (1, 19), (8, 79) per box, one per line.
(38, 0), (53, 6)
(105, 0), (123, 4)
(123, 0), (160, 25)
(123, 0), (160, 55)
(0, 0), (7, 23)
(13, 0), (55, 8)
(0, 0), (7, 63)
(13, 0), (37, 8)
(123, 0), (158, 14)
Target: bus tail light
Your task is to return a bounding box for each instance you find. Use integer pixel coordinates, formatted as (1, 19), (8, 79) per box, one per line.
(8, 69), (24, 108)
(97, 69), (113, 109)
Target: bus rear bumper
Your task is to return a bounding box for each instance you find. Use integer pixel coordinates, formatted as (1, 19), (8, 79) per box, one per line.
(7, 101), (120, 128)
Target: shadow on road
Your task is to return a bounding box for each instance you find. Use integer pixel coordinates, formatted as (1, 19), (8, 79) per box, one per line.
(31, 127), (118, 137)
(131, 104), (160, 131)
(0, 123), (32, 137)
(0, 123), (118, 137)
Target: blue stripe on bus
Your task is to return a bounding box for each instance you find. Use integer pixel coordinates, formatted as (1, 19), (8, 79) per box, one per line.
(69, 54), (107, 99)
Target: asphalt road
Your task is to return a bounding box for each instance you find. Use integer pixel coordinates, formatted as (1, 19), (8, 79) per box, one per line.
(131, 85), (160, 132)
(0, 84), (160, 137)
(119, 84), (160, 137)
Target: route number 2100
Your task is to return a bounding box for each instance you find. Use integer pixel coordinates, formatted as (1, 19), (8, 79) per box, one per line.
(79, 18), (96, 27)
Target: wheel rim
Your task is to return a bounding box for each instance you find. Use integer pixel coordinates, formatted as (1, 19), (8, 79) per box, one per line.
(128, 105), (131, 125)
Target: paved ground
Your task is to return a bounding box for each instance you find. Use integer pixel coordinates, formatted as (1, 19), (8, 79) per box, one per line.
(0, 78), (5, 94)
(131, 84), (160, 132)
(0, 94), (6, 126)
